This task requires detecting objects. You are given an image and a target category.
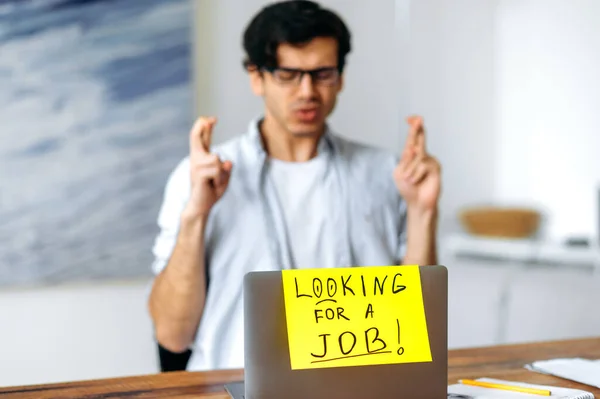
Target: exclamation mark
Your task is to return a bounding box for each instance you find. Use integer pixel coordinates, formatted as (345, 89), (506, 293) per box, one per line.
(396, 319), (404, 355)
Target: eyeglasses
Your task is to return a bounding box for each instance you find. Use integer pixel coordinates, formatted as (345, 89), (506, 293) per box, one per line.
(263, 66), (340, 86)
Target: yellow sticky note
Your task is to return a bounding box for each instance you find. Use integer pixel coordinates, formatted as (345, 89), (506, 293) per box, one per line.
(281, 265), (432, 370)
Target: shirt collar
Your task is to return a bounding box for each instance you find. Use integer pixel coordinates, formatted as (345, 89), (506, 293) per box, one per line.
(245, 116), (337, 160)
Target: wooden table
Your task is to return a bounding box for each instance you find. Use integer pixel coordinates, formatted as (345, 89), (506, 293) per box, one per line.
(1, 337), (598, 398)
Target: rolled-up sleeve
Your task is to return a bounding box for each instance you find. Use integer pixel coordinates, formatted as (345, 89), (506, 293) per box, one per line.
(151, 158), (191, 275)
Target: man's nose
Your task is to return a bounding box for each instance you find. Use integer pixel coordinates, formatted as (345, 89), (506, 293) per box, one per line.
(298, 72), (317, 97)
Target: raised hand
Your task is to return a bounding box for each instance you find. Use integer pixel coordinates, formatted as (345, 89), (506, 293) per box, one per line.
(184, 117), (233, 218)
(393, 116), (441, 212)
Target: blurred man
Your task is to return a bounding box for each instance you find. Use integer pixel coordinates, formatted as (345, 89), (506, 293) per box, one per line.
(148, 0), (441, 371)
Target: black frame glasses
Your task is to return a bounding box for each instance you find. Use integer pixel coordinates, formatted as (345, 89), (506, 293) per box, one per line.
(263, 66), (341, 86)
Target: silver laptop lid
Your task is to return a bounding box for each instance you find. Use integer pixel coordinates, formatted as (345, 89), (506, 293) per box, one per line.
(243, 265), (448, 399)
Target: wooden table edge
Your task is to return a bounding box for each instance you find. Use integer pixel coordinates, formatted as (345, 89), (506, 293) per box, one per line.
(0, 337), (598, 398)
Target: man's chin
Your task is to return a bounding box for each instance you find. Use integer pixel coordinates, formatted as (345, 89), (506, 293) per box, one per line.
(288, 120), (326, 137)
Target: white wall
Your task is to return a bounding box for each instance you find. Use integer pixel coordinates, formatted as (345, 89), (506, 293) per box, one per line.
(495, 0), (600, 241)
(0, 279), (157, 387)
(409, 0), (600, 240)
(407, 0), (497, 233)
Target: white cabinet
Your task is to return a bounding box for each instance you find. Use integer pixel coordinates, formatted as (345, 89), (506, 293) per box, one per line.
(442, 234), (600, 349)
(505, 267), (600, 343)
(447, 259), (513, 349)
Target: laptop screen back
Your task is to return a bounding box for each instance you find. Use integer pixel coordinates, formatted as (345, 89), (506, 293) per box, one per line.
(242, 265), (448, 399)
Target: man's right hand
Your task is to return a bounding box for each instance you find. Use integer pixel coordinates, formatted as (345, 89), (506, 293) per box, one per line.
(183, 117), (233, 219)
(150, 118), (222, 352)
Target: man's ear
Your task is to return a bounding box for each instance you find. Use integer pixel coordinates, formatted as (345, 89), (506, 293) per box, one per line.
(248, 67), (265, 96)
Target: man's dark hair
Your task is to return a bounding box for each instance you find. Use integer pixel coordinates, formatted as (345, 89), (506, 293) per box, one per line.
(242, 0), (352, 73)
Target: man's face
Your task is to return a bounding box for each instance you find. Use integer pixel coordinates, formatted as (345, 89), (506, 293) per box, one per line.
(250, 37), (344, 137)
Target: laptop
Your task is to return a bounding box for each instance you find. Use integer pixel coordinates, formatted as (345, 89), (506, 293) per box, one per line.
(225, 265), (448, 399)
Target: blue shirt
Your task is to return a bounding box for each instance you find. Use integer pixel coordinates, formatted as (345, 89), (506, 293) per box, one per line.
(151, 118), (408, 370)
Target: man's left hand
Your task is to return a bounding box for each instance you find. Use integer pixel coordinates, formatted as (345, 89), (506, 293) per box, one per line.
(393, 116), (441, 212)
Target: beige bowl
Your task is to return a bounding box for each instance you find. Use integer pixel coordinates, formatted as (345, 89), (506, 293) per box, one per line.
(459, 206), (541, 239)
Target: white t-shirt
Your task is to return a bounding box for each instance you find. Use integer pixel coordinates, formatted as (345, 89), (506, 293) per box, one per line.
(267, 152), (336, 269)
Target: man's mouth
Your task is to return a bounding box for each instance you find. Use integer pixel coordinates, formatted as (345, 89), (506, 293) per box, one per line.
(295, 108), (319, 122)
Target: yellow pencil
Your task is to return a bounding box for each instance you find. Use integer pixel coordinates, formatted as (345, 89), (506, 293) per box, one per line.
(459, 379), (552, 396)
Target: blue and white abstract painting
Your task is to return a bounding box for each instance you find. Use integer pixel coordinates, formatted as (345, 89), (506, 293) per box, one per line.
(0, 0), (193, 287)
